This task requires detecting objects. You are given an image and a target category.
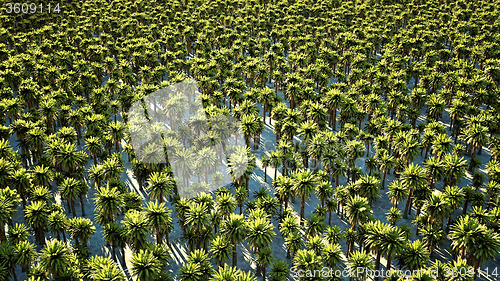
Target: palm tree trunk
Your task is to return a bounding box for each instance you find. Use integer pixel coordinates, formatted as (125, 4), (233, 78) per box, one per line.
(403, 189), (413, 219)
(300, 195), (305, 225)
(386, 252), (393, 271)
(79, 195), (86, 217)
(232, 244), (237, 267)
(71, 200), (76, 218)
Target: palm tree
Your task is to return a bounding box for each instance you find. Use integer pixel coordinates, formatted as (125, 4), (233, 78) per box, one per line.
(95, 186), (123, 225)
(354, 175), (381, 206)
(68, 217), (96, 247)
(346, 250), (374, 281)
(322, 88), (344, 129)
(234, 186), (248, 214)
(315, 181), (333, 208)
(130, 249), (162, 281)
(220, 213), (247, 267)
(86, 255), (125, 281)
(269, 260), (290, 281)
(85, 136), (102, 165)
(401, 164), (427, 219)
(256, 247), (273, 280)
(292, 169), (316, 224)
(422, 192), (451, 227)
(283, 231), (304, 259)
(397, 240), (430, 271)
(274, 175), (293, 213)
(449, 215), (500, 272)
(145, 201), (173, 245)
(122, 210), (149, 253)
(377, 152), (395, 189)
(261, 155), (271, 183)
(424, 156), (444, 189)
(24, 201), (49, 245)
(47, 210), (68, 242)
(304, 214), (326, 238)
(147, 171), (174, 203)
(442, 154), (467, 187)
(421, 223), (445, 255)
(292, 249), (322, 279)
(246, 217), (275, 254)
(387, 181), (408, 208)
(59, 178), (82, 217)
(209, 235), (233, 269)
(216, 192), (237, 219)
(345, 195), (372, 230)
(386, 207), (402, 226)
(40, 239), (72, 280)
(14, 240), (36, 275)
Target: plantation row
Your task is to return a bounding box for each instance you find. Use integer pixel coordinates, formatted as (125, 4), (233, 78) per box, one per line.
(0, 0), (500, 280)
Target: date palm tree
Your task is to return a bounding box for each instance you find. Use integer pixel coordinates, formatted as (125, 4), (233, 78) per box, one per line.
(145, 201), (173, 245)
(40, 239), (72, 280)
(397, 240), (430, 271)
(401, 164), (427, 219)
(129, 249), (162, 281)
(345, 195), (372, 230)
(24, 201), (49, 245)
(292, 169), (316, 224)
(209, 235), (233, 270)
(220, 213), (247, 267)
(68, 217), (96, 248)
(442, 154), (467, 187)
(146, 171), (174, 203)
(346, 250), (374, 281)
(122, 210), (149, 253)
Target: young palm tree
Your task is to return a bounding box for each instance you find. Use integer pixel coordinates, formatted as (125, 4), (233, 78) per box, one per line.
(220, 213), (247, 267)
(442, 154), (468, 187)
(292, 169), (316, 224)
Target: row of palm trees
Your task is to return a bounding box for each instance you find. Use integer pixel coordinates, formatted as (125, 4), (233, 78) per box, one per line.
(1, 0), (500, 280)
